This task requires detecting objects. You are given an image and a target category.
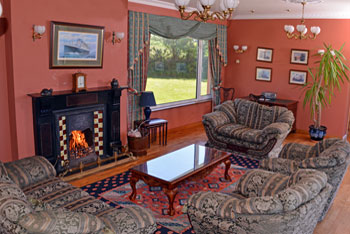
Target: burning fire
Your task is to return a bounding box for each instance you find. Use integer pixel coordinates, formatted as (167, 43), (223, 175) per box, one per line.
(69, 130), (92, 159)
(70, 130), (89, 150)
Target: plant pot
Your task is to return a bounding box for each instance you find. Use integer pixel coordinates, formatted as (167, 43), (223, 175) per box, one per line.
(128, 134), (148, 156)
(309, 125), (327, 141)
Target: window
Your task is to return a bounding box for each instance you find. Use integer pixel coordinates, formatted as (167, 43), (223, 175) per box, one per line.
(146, 34), (211, 107)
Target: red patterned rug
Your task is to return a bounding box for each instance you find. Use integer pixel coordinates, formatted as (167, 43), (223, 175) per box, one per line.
(99, 164), (246, 233)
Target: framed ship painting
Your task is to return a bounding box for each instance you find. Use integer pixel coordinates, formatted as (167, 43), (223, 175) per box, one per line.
(50, 21), (104, 68)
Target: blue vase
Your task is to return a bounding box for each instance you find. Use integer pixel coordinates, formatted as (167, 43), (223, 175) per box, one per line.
(309, 125), (327, 141)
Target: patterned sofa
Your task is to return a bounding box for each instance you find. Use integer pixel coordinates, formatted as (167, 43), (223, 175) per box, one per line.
(259, 138), (350, 221)
(203, 99), (294, 160)
(186, 169), (332, 234)
(0, 156), (157, 234)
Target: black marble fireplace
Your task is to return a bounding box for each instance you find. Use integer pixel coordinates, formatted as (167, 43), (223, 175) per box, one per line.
(28, 86), (126, 173)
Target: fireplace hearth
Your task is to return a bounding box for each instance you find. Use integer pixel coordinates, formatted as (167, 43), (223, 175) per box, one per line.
(29, 86), (126, 174)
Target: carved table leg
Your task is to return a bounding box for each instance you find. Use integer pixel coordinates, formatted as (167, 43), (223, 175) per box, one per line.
(129, 174), (139, 201)
(224, 159), (231, 181)
(164, 187), (178, 216)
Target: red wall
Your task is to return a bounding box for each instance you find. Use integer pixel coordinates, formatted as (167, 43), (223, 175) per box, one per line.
(2, 0), (128, 160)
(225, 19), (350, 137)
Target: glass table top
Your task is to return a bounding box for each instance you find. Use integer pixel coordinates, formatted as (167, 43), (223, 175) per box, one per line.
(131, 144), (230, 182)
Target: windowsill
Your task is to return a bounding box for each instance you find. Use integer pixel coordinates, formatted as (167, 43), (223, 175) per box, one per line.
(151, 97), (212, 112)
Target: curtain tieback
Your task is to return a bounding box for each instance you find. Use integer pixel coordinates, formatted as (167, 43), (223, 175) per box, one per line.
(127, 88), (141, 96)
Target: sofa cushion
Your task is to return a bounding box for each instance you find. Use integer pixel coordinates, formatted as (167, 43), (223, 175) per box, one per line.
(216, 101), (237, 123)
(5, 156), (56, 189)
(23, 177), (156, 234)
(277, 169), (328, 211)
(216, 123), (273, 144)
(234, 99), (287, 130)
(0, 178), (33, 223)
(300, 140), (350, 169)
(18, 210), (105, 234)
(236, 169), (289, 197)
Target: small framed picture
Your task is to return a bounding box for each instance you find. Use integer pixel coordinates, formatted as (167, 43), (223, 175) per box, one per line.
(290, 49), (309, 65)
(256, 67), (272, 82)
(289, 70), (308, 85)
(256, 47), (273, 63)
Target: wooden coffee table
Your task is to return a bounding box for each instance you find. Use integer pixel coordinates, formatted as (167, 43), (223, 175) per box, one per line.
(129, 144), (231, 216)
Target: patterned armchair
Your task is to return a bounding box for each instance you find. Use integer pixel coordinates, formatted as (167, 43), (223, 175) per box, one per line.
(0, 156), (157, 234)
(186, 169), (332, 234)
(259, 138), (350, 221)
(203, 98), (294, 160)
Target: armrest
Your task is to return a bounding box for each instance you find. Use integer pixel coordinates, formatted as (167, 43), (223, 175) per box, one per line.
(202, 111), (232, 129)
(259, 158), (298, 175)
(279, 142), (315, 161)
(187, 191), (283, 220)
(5, 156), (56, 189)
(262, 122), (290, 136)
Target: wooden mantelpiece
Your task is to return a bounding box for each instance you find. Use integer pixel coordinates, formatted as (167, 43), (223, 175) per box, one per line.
(28, 86), (127, 173)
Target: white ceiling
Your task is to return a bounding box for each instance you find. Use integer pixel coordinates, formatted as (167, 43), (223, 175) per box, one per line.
(129, 0), (350, 19)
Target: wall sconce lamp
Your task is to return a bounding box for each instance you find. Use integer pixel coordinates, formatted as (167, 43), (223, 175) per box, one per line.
(318, 49), (335, 56)
(112, 32), (125, 45)
(32, 25), (46, 41)
(233, 45), (248, 54)
(318, 49), (325, 55)
(0, 2), (3, 17)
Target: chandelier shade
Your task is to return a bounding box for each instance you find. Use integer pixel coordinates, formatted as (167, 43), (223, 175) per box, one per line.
(283, 0), (321, 40)
(174, 0), (240, 22)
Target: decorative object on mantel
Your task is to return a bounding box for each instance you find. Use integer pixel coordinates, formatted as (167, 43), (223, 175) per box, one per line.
(32, 25), (46, 41)
(40, 88), (53, 96)
(283, 0), (321, 40)
(302, 44), (349, 141)
(50, 21), (104, 68)
(110, 78), (119, 89)
(174, 0), (240, 22)
(233, 45), (248, 53)
(112, 31), (125, 45)
(140, 91), (157, 120)
(72, 72), (87, 92)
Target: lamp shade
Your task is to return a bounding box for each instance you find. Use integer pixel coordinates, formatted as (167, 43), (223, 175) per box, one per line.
(139, 91), (156, 107)
(0, 2), (2, 17)
(175, 0), (190, 6)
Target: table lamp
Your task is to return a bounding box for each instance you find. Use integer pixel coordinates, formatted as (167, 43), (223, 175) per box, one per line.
(139, 91), (156, 120)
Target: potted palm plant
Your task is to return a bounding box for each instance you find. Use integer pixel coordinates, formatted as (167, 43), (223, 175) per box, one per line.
(303, 44), (349, 141)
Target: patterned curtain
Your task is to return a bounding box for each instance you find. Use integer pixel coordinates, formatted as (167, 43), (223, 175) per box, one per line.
(209, 25), (228, 109)
(128, 11), (150, 130)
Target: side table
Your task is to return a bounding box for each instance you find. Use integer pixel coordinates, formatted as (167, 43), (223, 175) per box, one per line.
(135, 118), (168, 146)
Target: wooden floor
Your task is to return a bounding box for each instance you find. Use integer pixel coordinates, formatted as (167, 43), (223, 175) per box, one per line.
(69, 122), (350, 234)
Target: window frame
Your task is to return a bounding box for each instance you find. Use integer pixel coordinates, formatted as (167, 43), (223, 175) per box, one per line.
(149, 37), (212, 111)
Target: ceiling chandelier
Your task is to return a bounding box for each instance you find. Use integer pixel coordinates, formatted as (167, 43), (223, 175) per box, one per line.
(284, 0), (321, 40)
(174, 0), (240, 22)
